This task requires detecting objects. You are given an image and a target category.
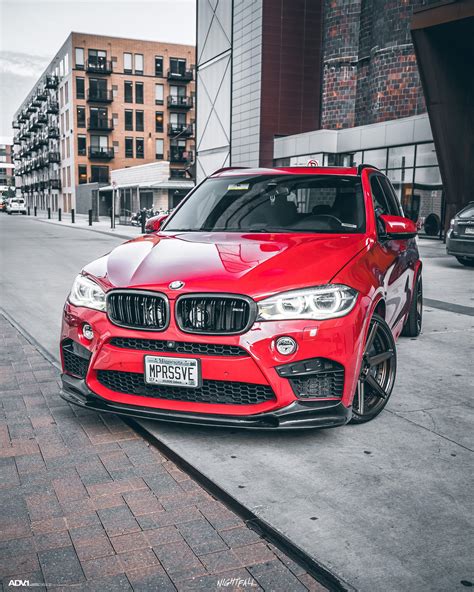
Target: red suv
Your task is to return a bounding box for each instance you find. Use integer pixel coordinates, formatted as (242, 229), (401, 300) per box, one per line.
(60, 165), (422, 429)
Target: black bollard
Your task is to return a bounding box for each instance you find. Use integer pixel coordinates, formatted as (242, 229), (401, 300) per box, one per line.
(34, 206), (37, 217)
(27, 206), (30, 216)
(88, 209), (93, 226)
(58, 208), (62, 221)
(71, 208), (75, 224)
(47, 207), (51, 219)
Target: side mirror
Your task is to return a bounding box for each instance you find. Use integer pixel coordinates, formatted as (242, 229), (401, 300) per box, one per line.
(145, 214), (168, 234)
(379, 214), (417, 240)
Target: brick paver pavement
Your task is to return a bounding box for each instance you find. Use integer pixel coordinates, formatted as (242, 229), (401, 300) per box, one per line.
(0, 314), (328, 592)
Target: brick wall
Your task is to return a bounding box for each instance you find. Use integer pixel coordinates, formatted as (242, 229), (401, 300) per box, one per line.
(321, 0), (431, 130)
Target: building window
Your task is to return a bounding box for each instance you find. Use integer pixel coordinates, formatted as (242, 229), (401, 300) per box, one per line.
(88, 49), (107, 70)
(136, 138), (144, 159)
(155, 84), (164, 105)
(125, 137), (133, 158)
(135, 82), (144, 104)
(78, 165), (87, 184)
(124, 81), (133, 103)
(75, 47), (84, 69)
(65, 109), (69, 130)
(90, 135), (109, 157)
(78, 135), (86, 156)
(124, 109), (133, 131)
(77, 106), (85, 128)
(135, 110), (144, 132)
(155, 139), (164, 160)
(123, 52), (132, 73)
(169, 57), (186, 76)
(134, 53), (144, 75)
(76, 77), (85, 100)
(155, 111), (163, 133)
(155, 56), (163, 77)
(90, 165), (109, 183)
(64, 81), (69, 103)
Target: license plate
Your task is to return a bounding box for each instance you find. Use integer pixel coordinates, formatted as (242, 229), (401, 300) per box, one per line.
(144, 355), (200, 388)
(464, 227), (474, 235)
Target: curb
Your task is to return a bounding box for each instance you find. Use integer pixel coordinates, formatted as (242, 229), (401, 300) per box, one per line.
(32, 217), (137, 240)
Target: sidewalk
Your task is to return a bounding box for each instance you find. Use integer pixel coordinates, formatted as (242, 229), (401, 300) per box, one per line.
(30, 211), (141, 240)
(0, 314), (326, 592)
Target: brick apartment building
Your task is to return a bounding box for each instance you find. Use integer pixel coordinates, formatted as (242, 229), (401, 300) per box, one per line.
(0, 137), (15, 196)
(13, 32), (195, 215)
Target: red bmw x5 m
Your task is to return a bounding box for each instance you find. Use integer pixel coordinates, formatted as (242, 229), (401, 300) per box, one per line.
(60, 165), (422, 429)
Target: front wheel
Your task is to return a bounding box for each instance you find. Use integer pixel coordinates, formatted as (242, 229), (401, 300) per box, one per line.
(351, 314), (397, 424)
(456, 256), (474, 267)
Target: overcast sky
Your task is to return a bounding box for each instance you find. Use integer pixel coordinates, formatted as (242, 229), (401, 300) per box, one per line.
(0, 0), (196, 136)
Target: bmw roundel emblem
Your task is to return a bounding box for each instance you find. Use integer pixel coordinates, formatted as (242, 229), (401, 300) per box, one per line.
(169, 280), (185, 290)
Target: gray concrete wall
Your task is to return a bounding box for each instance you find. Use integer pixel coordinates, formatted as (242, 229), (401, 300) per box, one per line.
(230, 0), (263, 167)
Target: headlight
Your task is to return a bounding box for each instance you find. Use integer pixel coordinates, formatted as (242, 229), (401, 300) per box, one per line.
(68, 275), (106, 311)
(257, 285), (358, 321)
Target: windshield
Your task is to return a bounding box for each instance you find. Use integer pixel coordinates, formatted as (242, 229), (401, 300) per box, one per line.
(164, 175), (366, 234)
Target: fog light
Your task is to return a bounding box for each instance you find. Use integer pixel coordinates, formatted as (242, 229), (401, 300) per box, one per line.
(275, 336), (297, 355)
(82, 323), (94, 340)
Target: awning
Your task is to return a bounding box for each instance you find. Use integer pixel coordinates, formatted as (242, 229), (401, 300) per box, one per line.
(99, 180), (194, 192)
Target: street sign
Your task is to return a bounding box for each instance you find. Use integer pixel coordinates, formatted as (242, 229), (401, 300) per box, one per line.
(307, 159), (319, 167)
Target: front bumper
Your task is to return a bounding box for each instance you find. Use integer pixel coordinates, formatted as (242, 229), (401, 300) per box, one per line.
(61, 372), (351, 429)
(60, 296), (370, 429)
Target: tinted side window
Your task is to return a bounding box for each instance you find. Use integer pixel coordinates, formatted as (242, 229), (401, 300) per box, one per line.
(370, 176), (391, 215)
(378, 176), (403, 216)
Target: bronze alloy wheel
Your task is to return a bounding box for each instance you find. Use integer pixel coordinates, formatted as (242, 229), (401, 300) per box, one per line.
(351, 313), (397, 424)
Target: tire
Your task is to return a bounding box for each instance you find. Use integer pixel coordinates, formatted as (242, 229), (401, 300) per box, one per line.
(456, 256), (474, 267)
(351, 313), (397, 424)
(22, 211), (26, 216)
(401, 273), (423, 337)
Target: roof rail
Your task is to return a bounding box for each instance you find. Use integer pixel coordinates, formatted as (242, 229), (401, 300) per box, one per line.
(211, 166), (249, 176)
(357, 164), (380, 175)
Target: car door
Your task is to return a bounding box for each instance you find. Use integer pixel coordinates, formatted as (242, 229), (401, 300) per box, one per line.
(370, 174), (413, 329)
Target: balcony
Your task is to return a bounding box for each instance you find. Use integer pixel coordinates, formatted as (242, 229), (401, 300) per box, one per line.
(86, 60), (113, 75)
(167, 69), (193, 82)
(12, 121), (20, 129)
(168, 123), (193, 137)
(87, 89), (113, 103)
(13, 135), (21, 145)
(36, 86), (48, 101)
(48, 127), (60, 138)
(168, 150), (193, 163)
(88, 147), (114, 160)
(45, 75), (59, 89)
(167, 95), (193, 109)
(46, 100), (59, 114)
(87, 118), (114, 131)
(37, 113), (48, 124)
(26, 104), (37, 113)
(48, 152), (61, 163)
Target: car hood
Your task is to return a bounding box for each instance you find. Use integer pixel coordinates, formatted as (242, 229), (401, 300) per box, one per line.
(84, 232), (368, 299)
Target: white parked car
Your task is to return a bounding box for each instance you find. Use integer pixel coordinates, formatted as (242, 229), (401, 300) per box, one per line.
(6, 198), (27, 215)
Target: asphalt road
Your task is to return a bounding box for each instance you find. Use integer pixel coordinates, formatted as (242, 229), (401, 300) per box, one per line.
(1, 215), (473, 591)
